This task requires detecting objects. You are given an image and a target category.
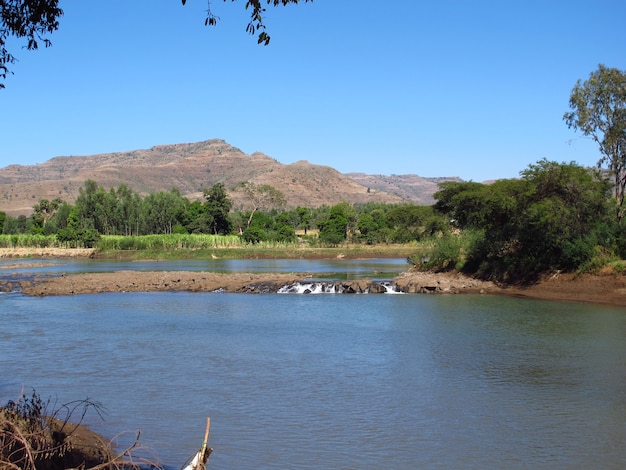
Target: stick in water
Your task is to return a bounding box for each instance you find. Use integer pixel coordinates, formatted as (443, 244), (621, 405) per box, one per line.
(199, 417), (211, 463)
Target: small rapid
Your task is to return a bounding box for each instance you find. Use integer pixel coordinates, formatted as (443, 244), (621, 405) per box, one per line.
(277, 280), (403, 294)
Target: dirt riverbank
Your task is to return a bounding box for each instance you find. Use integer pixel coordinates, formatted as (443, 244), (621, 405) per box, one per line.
(394, 269), (626, 306)
(5, 268), (624, 306)
(1, 248), (625, 306)
(16, 271), (307, 296)
(0, 247), (96, 258)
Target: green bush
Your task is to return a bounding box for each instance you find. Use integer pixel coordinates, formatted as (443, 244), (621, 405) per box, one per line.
(424, 235), (463, 271)
(561, 236), (597, 270)
(579, 246), (617, 273)
(242, 227), (267, 244)
(275, 225), (296, 243)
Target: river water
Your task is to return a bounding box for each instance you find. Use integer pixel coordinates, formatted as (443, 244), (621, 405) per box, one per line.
(1, 259), (625, 469)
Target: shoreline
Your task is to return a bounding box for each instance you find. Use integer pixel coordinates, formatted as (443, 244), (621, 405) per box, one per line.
(1, 248), (625, 306)
(7, 269), (625, 307)
(0, 247), (97, 258)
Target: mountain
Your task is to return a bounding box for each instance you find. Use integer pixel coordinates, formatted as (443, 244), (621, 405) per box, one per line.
(346, 173), (462, 205)
(0, 139), (461, 216)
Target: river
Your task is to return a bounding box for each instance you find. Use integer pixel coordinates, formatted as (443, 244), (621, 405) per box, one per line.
(1, 259), (625, 469)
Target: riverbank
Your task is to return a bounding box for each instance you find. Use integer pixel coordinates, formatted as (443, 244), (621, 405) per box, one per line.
(0, 247), (97, 258)
(395, 269), (626, 306)
(0, 245), (418, 260)
(7, 267), (625, 306)
(2, 248), (625, 306)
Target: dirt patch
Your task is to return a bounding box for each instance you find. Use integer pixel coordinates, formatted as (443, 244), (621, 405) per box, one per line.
(18, 271), (309, 296)
(394, 270), (497, 294)
(496, 271), (626, 306)
(395, 269), (626, 306)
(0, 248), (96, 258)
(12, 269), (626, 306)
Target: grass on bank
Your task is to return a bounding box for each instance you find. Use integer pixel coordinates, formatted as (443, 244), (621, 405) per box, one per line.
(0, 233), (420, 260)
(96, 237), (420, 260)
(3, 233), (623, 275)
(0, 234), (61, 248)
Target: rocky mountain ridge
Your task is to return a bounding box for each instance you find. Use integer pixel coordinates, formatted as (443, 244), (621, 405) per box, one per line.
(0, 139), (462, 216)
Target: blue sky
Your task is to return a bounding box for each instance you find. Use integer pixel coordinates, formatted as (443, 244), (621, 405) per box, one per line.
(1, 0), (624, 181)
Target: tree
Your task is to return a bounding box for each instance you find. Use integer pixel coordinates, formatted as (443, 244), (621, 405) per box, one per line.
(385, 204), (438, 242)
(185, 0), (312, 45)
(564, 64), (626, 222)
(0, 0), (62, 88)
(317, 203), (350, 246)
(143, 188), (188, 234)
(433, 160), (612, 282)
(113, 184), (143, 236)
(1, 0), (312, 88)
(31, 197), (62, 233)
(203, 182), (232, 235)
(295, 206), (312, 234)
(434, 180), (527, 232)
(357, 213), (379, 244)
(73, 179), (99, 231)
(233, 182), (286, 229)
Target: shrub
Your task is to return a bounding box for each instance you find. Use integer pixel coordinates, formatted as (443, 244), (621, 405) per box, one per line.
(241, 227), (267, 244)
(424, 235), (463, 271)
(275, 225), (296, 243)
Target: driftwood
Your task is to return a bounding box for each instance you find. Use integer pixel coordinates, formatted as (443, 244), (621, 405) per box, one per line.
(181, 418), (212, 470)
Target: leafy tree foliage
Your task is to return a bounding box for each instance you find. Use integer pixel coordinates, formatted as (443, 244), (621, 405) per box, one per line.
(0, 0), (62, 88)
(202, 182), (233, 235)
(434, 160), (613, 282)
(31, 197), (62, 234)
(143, 189), (188, 234)
(233, 181), (287, 229)
(564, 64), (626, 221)
(56, 226), (100, 248)
(187, 0), (313, 45)
(357, 213), (379, 244)
(385, 204), (446, 242)
(241, 225), (267, 244)
(317, 203), (350, 246)
(1, 0), (312, 88)
(240, 209), (295, 243)
(295, 206), (312, 234)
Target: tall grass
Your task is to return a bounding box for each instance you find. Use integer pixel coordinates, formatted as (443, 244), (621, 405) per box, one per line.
(98, 234), (244, 250)
(0, 234), (59, 248)
(0, 233), (421, 260)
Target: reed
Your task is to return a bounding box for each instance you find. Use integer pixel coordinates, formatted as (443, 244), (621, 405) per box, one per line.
(98, 234), (243, 251)
(0, 234), (59, 248)
(96, 239), (419, 260)
(0, 233), (421, 260)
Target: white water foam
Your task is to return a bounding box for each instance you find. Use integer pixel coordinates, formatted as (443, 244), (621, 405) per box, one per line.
(277, 281), (403, 294)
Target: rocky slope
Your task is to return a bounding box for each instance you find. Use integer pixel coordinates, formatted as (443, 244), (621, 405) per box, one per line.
(0, 139), (460, 215)
(346, 173), (463, 205)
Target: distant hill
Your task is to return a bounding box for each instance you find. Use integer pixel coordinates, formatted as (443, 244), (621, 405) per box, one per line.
(0, 139), (462, 216)
(346, 173), (462, 205)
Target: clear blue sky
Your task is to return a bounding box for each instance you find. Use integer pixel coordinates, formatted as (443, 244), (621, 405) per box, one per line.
(1, 0), (624, 181)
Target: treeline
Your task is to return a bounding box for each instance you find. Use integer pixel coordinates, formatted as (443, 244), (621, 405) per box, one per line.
(2, 159), (625, 281)
(0, 179), (448, 247)
(424, 159), (626, 282)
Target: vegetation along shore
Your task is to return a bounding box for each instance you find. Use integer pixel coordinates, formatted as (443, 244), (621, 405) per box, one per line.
(1, 246), (625, 306)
